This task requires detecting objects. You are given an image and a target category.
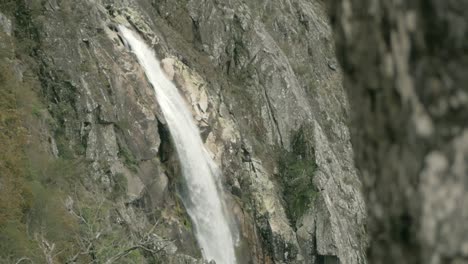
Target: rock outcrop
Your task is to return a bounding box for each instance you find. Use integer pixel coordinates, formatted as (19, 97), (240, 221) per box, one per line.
(329, 0), (468, 263)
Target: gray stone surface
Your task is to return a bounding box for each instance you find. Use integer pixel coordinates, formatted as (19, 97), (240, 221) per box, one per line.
(0, 12), (12, 35)
(329, 0), (468, 263)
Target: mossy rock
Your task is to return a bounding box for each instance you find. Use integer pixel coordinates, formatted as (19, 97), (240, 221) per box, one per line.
(279, 127), (317, 226)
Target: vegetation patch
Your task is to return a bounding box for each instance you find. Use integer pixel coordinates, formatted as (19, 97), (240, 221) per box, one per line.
(118, 145), (139, 173)
(0, 3), (160, 263)
(279, 127), (318, 226)
(0, 15), (97, 262)
(111, 172), (128, 199)
(0, 33), (38, 262)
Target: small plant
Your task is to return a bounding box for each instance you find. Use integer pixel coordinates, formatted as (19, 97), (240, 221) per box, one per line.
(280, 153), (317, 223)
(31, 104), (42, 117)
(111, 173), (128, 199)
(118, 145), (138, 173)
(279, 127), (317, 226)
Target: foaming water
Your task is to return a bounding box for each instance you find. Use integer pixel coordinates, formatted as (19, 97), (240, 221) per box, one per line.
(119, 26), (237, 264)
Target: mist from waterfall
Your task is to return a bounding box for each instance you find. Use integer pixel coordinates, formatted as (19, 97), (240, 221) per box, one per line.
(119, 26), (237, 264)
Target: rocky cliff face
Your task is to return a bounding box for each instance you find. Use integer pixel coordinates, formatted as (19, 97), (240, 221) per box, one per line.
(329, 1), (468, 264)
(0, 0), (365, 263)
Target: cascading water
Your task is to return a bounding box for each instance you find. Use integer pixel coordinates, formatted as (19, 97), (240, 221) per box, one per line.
(119, 26), (237, 264)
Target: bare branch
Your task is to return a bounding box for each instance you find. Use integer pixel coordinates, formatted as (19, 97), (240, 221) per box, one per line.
(103, 218), (168, 264)
(104, 245), (140, 264)
(15, 257), (33, 264)
(104, 243), (169, 264)
(35, 233), (56, 264)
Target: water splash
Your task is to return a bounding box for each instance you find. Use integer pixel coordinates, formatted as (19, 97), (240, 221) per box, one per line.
(119, 26), (237, 264)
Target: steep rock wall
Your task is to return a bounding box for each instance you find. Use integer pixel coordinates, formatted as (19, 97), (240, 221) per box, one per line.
(329, 0), (468, 263)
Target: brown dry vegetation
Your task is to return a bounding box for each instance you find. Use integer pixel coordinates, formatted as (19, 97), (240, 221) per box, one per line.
(0, 29), (37, 261)
(0, 26), (81, 263)
(0, 16), (144, 263)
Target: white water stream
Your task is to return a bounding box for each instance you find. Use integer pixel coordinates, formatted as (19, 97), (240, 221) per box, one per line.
(119, 26), (237, 264)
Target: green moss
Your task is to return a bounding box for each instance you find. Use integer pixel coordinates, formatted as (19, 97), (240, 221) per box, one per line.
(126, 249), (146, 263)
(172, 195), (193, 232)
(280, 154), (317, 223)
(279, 127), (317, 226)
(31, 103), (42, 117)
(54, 134), (75, 159)
(111, 173), (128, 199)
(13, 0), (42, 57)
(118, 146), (138, 173)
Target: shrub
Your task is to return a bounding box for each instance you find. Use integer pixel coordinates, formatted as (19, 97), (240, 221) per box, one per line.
(279, 127), (317, 226)
(118, 145), (139, 172)
(0, 36), (40, 262)
(111, 173), (128, 199)
(280, 153), (317, 224)
(0, 29), (81, 262)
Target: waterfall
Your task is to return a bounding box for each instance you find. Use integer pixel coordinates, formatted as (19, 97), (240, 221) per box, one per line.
(119, 26), (237, 264)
